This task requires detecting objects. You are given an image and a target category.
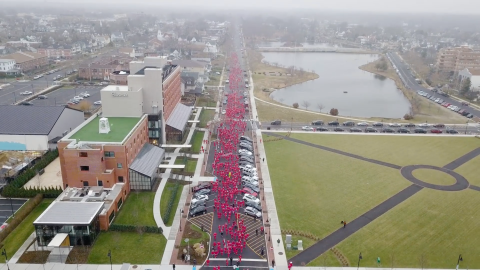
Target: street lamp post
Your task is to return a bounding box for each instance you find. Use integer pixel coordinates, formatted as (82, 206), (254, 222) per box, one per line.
(9, 198), (14, 217)
(456, 254), (463, 270)
(357, 252), (362, 270)
(465, 120), (469, 135)
(2, 248), (10, 270)
(291, 117), (293, 131)
(179, 209), (184, 231)
(107, 250), (112, 270)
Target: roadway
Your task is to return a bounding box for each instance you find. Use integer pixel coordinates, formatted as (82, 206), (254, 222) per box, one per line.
(387, 52), (480, 120)
(0, 49), (117, 105)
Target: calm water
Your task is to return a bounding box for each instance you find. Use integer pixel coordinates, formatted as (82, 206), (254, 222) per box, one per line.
(264, 52), (411, 118)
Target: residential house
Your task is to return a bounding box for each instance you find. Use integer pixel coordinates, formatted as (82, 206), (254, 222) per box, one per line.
(458, 68), (480, 91)
(111, 32), (125, 45)
(37, 44), (76, 59)
(0, 59), (19, 75)
(0, 51), (48, 72)
(172, 59), (208, 82)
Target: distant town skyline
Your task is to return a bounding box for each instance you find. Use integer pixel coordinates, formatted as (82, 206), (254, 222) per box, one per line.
(2, 0), (480, 15)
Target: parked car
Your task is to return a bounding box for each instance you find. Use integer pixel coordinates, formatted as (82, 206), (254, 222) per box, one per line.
(244, 206), (262, 218)
(418, 123), (431, 128)
(93, 101), (102, 105)
(414, 128), (427, 134)
(193, 183), (211, 193)
(397, 128), (410, 133)
(430, 129), (443, 134)
(445, 129), (459, 134)
(242, 187), (258, 197)
(372, 122), (384, 127)
(381, 128), (395, 133)
(80, 92), (90, 98)
(357, 122), (369, 126)
(433, 124), (445, 128)
(243, 194), (260, 204)
(194, 189), (211, 197)
(73, 96), (83, 100)
(311, 120), (324, 126)
(404, 123), (415, 128)
(245, 201), (261, 211)
(37, 95), (48, 99)
(328, 121), (339, 126)
(189, 205), (207, 217)
(365, 127), (378, 133)
(466, 114), (474, 118)
(301, 126), (314, 131)
(316, 127), (329, 132)
(19, 101), (33, 106)
(388, 123), (401, 127)
(349, 128), (362, 132)
(20, 91), (33, 95)
(342, 121), (355, 126)
(333, 127), (344, 132)
(271, 120), (281, 125)
(240, 136), (253, 142)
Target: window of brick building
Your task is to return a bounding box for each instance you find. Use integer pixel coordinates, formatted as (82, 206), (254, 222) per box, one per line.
(117, 163), (123, 168)
(98, 180), (103, 186)
(83, 181), (89, 186)
(118, 176), (124, 182)
(79, 152), (88, 157)
(104, 151), (115, 157)
(80, 166), (89, 171)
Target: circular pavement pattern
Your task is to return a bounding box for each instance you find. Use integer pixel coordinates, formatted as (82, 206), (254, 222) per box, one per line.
(401, 165), (470, 191)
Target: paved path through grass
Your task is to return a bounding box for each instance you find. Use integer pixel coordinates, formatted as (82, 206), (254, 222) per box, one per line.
(443, 147), (480, 170)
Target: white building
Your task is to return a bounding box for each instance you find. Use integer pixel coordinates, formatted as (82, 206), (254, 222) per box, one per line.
(0, 106), (85, 151)
(458, 68), (480, 91)
(0, 59), (16, 73)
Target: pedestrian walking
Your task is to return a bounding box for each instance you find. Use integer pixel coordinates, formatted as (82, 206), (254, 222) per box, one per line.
(288, 262), (293, 270)
(263, 158), (265, 162)
(173, 264), (175, 270)
(256, 229), (258, 235)
(206, 259), (210, 267)
(230, 256), (233, 266)
(343, 220), (347, 228)
(272, 260), (275, 268)
(193, 259), (197, 266)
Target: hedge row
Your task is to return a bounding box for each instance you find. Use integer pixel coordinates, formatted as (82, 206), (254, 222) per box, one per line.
(162, 182), (180, 224)
(0, 194), (44, 249)
(2, 149), (62, 198)
(109, 224), (163, 234)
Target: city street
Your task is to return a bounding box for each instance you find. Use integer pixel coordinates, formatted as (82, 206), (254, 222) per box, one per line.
(387, 52), (480, 119)
(0, 49), (117, 105)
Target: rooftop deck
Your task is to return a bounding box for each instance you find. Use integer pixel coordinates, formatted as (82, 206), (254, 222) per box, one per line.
(69, 116), (141, 143)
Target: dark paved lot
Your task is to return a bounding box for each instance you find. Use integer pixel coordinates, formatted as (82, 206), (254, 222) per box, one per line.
(30, 86), (103, 106)
(0, 198), (28, 224)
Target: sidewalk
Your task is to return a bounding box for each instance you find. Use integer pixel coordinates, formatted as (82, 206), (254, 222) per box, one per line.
(154, 107), (203, 237)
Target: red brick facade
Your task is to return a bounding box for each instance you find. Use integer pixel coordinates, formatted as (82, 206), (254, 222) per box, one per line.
(163, 67), (181, 121)
(58, 117), (149, 193)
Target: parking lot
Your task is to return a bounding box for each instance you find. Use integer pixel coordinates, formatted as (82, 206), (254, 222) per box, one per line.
(29, 86), (103, 107)
(0, 198), (27, 224)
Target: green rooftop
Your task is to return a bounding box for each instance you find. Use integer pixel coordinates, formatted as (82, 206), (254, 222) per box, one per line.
(69, 117), (142, 143)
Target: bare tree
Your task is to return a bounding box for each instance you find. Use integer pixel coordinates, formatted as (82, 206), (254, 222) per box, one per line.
(419, 253), (428, 270)
(317, 103), (324, 112)
(302, 101), (310, 110)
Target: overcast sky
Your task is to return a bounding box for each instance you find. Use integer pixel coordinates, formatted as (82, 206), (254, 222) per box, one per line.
(101, 0), (480, 14)
(3, 0), (480, 14)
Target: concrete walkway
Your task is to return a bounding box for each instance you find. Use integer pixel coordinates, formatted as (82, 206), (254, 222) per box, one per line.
(247, 51), (288, 267)
(154, 107), (203, 237)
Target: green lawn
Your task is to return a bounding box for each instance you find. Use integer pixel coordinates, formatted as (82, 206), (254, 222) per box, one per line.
(160, 182), (183, 226)
(0, 199), (53, 263)
(69, 116), (141, 142)
(191, 131), (205, 153)
(173, 158), (198, 174)
(282, 234), (317, 260)
(196, 97), (217, 107)
(114, 192), (156, 226)
(454, 154), (480, 186)
(198, 109), (215, 128)
(88, 232), (166, 264)
(307, 250), (343, 267)
(287, 133), (480, 167)
(263, 135), (410, 239)
(263, 133), (480, 268)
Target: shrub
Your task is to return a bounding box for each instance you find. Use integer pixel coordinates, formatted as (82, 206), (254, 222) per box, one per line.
(292, 103), (299, 109)
(330, 108), (339, 116)
(162, 182), (180, 224)
(109, 224), (163, 234)
(404, 114), (413, 120)
(0, 194), (43, 247)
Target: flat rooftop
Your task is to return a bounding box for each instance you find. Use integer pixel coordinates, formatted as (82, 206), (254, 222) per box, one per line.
(101, 85), (129, 92)
(34, 201), (104, 225)
(69, 116), (141, 143)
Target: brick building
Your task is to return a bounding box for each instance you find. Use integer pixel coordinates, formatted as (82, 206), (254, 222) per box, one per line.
(58, 114), (165, 191)
(37, 44), (78, 59)
(0, 51), (48, 72)
(437, 46), (480, 72)
(78, 57), (130, 81)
